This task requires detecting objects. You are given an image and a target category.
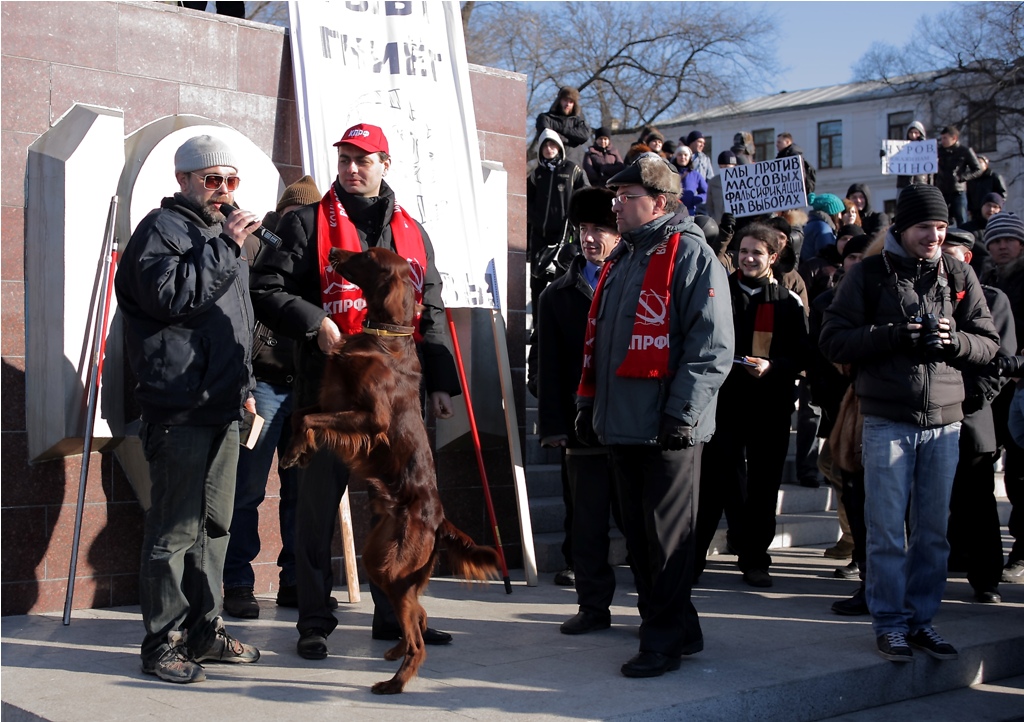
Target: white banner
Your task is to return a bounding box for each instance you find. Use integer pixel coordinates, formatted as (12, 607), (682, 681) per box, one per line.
(721, 155), (807, 217)
(289, 1), (497, 309)
(882, 139), (938, 176)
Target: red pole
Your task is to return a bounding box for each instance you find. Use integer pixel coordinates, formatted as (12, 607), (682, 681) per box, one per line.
(445, 309), (512, 593)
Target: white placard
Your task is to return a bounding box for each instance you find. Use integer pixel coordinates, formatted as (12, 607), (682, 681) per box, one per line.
(882, 139), (938, 176)
(288, 1), (497, 309)
(721, 155), (807, 217)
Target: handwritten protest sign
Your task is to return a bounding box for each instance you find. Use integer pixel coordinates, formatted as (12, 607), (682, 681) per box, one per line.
(882, 139), (938, 176)
(722, 155), (807, 217)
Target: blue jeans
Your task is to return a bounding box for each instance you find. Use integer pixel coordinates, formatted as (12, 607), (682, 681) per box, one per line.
(139, 422), (238, 663)
(223, 381), (298, 589)
(949, 191), (968, 227)
(861, 415), (960, 636)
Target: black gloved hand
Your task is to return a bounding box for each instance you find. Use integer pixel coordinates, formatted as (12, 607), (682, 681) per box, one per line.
(941, 329), (962, 357)
(991, 354), (1024, 377)
(575, 407), (599, 447)
(657, 416), (695, 451)
(889, 321), (919, 351)
(719, 213), (736, 234)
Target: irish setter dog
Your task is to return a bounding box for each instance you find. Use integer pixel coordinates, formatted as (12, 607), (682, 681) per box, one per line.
(281, 246), (499, 694)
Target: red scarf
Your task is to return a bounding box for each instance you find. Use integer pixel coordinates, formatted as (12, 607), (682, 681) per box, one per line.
(577, 233), (681, 398)
(317, 186), (428, 337)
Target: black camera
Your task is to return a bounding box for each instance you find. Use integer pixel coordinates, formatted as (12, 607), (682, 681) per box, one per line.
(913, 313), (943, 351)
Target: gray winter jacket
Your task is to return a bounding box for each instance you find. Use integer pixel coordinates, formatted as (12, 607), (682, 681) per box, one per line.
(820, 230), (999, 427)
(578, 212), (734, 445)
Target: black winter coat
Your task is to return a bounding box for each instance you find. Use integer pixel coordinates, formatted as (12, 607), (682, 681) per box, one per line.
(936, 142), (983, 198)
(536, 256), (596, 447)
(115, 194), (254, 425)
(527, 159), (585, 249)
(820, 233), (1000, 427)
(960, 285), (1015, 453)
(248, 180), (460, 406)
(582, 144), (624, 187)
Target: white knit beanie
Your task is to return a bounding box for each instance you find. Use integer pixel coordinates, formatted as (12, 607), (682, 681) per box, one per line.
(173, 135), (240, 173)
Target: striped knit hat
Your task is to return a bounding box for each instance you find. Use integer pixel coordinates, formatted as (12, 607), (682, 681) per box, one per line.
(985, 213), (1024, 247)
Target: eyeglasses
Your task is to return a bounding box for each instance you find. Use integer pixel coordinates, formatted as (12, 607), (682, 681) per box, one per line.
(612, 193), (650, 206)
(192, 173), (240, 191)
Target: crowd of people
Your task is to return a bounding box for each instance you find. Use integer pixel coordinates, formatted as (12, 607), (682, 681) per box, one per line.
(115, 88), (1020, 687)
(528, 86), (1022, 675)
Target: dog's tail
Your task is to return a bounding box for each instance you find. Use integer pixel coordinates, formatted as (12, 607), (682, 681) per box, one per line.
(437, 519), (500, 582)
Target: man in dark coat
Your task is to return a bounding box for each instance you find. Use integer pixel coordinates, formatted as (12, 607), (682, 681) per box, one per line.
(935, 125), (983, 227)
(534, 86), (591, 165)
(776, 132), (816, 194)
(116, 134), (262, 683)
(582, 127), (625, 188)
(537, 186), (628, 634)
(941, 228), (1014, 604)
(821, 184), (999, 663)
(249, 123), (462, 660)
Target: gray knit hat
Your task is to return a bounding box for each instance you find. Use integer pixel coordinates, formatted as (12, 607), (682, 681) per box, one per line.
(174, 134), (240, 173)
(985, 213), (1024, 247)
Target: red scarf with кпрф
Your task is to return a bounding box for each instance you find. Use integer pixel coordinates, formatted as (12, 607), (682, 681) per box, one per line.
(577, 233), (682, 398)
(316, 185), (428, 339)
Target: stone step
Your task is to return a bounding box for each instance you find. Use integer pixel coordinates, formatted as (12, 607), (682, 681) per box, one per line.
(533, 528), (628, 573)
(529, 496), (569, 535)
(525, 463), (562, 498)
(704, 510), (844, 557)
(525, 435), (562, 465)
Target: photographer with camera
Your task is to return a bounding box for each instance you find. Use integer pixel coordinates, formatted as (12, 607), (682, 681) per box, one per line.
(820, 184), (998, 664)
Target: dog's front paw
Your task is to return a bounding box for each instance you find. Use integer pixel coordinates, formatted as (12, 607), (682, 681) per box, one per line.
(371, 678), (405, 695)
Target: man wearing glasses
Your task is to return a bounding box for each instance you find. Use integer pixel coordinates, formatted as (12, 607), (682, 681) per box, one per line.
(116, 134), (263, 683)
(250, 123), (461, 661)
(575, 153), (733, 677)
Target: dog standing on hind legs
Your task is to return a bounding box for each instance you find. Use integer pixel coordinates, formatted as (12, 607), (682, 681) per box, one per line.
(282, 246), (499, 694)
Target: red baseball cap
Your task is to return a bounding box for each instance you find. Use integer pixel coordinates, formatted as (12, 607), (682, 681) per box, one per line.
(333, 123), (389, 155)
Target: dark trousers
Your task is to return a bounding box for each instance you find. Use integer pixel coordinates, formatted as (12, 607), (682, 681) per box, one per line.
(992, 387), (1024, 564)
(560, 450), (574, 568)
(795, 379), (821, 483)
(840, 468), (867, 572)
(696, 412), (791, 573)
(139, 422), (238, 663)
(948, 446), (1005, 592)
(567, 449), (621, 615)
(610, 444), (702, 657)
(293, 447), (401, 636)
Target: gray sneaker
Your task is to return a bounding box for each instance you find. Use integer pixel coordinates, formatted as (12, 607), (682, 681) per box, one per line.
(195, 624), (260, 664)
(142, 642), (206, 683)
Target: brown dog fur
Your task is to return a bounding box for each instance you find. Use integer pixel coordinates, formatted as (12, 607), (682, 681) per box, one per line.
(281, 246), (499, 694)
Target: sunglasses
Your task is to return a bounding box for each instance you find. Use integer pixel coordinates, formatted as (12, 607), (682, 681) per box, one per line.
(192, 173), (240, 191)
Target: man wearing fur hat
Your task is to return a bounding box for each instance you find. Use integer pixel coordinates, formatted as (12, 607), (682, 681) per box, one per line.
(821, 184), (998, 663)
(115, 134), (263, 683)
(250, 123), (462, 660)
(536, 187), (626, 634)
(576, 154), (734, 677)
(535, 86), (591, 165)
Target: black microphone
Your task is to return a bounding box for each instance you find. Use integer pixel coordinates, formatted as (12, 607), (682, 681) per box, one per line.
(220, 203), (283, 249)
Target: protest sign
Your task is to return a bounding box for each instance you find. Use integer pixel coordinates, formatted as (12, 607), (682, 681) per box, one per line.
(288, 1), (497, 309)
(722, 155), (807, 217)
(882, 139), (938, 176)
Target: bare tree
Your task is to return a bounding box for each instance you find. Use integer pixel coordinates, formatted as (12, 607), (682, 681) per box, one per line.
(853, 1), (1024, 182)
(247, 1), (288, 27)
(461, 2), (779, 138)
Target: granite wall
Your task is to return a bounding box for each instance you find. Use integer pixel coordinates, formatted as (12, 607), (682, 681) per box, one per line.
(0, 0), (527, 615)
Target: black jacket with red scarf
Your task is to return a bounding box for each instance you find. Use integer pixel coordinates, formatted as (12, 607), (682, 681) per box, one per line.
(249, 179), (460, 406)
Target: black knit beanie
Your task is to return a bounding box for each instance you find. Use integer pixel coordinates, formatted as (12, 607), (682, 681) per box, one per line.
(894, 184), (948, 233)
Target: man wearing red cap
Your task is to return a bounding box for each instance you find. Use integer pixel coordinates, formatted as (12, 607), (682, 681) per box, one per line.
(250, 123), (462, 660)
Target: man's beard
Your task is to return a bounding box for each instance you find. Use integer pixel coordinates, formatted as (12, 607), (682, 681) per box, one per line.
(181, 191), (229, 225)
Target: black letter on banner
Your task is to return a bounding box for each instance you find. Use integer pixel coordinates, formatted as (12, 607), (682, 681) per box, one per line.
(375, 41), (400, 74)
(386, 1), (412, 14)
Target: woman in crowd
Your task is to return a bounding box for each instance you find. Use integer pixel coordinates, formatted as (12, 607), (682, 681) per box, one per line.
(801, 193), (845, 263)
(582, 127), (624, 188)
(695, 223), (810, 588)
(672, 145), (708, 216)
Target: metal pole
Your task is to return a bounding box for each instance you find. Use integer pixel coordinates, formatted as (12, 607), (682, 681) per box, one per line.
(445, 309), (512, 593)
(63, 196), (118, 625)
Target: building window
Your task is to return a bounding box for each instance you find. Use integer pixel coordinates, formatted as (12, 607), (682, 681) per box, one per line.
(968, 102), (997, 153)
(818, 120), (842, 169)
(752, 128), (774, 162)
(888, 111), (915, 140)
(703, 135), (713, 161)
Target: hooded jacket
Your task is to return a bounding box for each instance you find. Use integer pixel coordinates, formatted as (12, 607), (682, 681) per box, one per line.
(115, 194), (255, 425)
(577, 211), (734, 445)
(820, 230), (999, 427)
(897, 121), (934, 189)
(527, 129), (587, 247)
(845, 183), (890, 238)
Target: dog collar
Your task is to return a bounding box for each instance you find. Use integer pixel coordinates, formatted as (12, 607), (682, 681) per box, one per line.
(362, 320), (415, 337)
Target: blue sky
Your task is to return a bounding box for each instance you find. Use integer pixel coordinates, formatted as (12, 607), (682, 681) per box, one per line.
(761, 1), (959, 93)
